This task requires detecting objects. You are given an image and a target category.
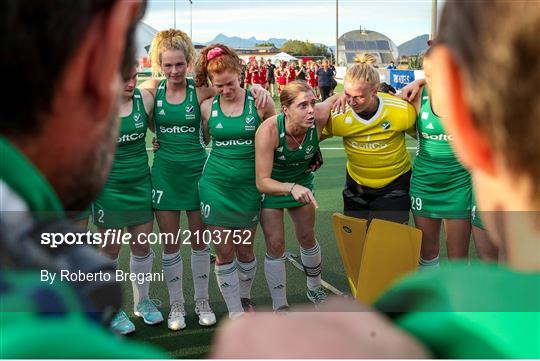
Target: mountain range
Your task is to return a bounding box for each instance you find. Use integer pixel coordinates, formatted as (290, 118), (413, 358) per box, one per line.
(397, 34), (430, 56)
(198, 33), (288, 48)
(199, 33), (429, 56)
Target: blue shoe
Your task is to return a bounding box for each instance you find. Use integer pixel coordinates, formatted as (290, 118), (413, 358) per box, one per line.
(110, 310), (135, 335)
(134, 298), (164, 325)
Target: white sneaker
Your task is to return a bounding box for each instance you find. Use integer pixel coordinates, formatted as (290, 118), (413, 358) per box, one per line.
(195, 298), (216, 326)
(167, 301), (186, 331)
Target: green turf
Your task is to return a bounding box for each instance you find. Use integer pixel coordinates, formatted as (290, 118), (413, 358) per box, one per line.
(116, 81), (474, 357)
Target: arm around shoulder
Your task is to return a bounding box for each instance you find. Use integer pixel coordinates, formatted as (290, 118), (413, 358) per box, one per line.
(138, 78), (161, 98)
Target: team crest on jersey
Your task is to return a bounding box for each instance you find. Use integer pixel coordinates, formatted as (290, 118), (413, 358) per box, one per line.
(245, 115), (256, 131)
(245, 115), (255, 125)
(304, 145), (314, 154)
(381, 121), (391, 130)
(186, 104), (194, 113)
(345, 116), (352, 124)
(133, 113), (144, 128)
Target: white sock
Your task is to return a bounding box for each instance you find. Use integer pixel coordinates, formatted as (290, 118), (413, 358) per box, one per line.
(300, 242), (322, 291)
(215, 262), (244, 316)
(264, 253), (288, 310)
(419, 255), (440, 269)
(130, 250), (154, 306)
(162, 251), (184, 305)
(236, 258), (257, 299)
(191, 246), (211, 300)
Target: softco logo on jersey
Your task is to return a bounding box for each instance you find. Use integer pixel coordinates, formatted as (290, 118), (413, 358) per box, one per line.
(117, 133), (145, 143)
(351, 141), (389, 150)
(245, 115), (256, 131)
(215, 139), (253, 146)
(159, 126), (196, 134)
(421, 132), (453, 141)
(134, 113), (144, 129)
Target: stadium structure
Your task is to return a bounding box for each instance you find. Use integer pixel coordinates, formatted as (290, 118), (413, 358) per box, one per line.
(337, 28), (398, 67)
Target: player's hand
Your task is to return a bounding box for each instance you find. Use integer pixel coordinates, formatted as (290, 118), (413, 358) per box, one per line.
(152, 137), (160, 152)
(399, 79), (426, 102)
(331, 93), (347, 113)
(250, 84), (270, 109)
(290, 184), (319, 208)
(306, 147), (323, 173)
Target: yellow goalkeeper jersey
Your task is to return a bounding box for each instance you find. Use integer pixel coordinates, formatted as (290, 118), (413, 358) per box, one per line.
(323, 92), (416, 188)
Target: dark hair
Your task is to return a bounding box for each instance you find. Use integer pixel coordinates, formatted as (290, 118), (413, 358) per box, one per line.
(438, 0), (540, 201)
(0, 0), (147, 136)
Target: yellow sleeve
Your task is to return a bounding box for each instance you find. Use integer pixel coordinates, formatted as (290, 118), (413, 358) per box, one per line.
(405, 102), (417, 130)
(322, 116), (334, 139)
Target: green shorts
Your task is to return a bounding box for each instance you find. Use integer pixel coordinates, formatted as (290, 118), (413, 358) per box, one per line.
(198, 177), (261, 228)
(151, 153), (206, 211)
(410, 168), (472, 219)
(93, 172), (153, 229)
(262, 181), (314, 209)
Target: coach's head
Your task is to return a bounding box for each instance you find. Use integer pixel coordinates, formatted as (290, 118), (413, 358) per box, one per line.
(1, 0), (146, 212)
(429, 0), (540, 266)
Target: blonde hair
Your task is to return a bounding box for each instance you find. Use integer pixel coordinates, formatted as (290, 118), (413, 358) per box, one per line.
(344, 53), (380, 89)
(354, 52), (377, 65)
(280, 80), (313, 109)
(148, 29), (195, 77)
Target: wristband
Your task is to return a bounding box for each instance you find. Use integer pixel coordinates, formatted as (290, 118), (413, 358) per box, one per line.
(289, 183), (296, 194)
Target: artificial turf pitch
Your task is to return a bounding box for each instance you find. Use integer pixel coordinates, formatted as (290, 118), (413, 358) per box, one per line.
(110, 84), (473, 357)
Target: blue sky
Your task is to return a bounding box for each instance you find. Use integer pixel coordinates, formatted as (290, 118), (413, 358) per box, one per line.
(143, 0), (443, 46)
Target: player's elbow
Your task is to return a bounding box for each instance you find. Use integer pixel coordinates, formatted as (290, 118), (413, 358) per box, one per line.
(256, 177), (271, 194)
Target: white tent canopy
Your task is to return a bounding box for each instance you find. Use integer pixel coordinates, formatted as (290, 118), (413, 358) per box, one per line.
(135, 22), (158, 59)
(270, 52), (298, 62)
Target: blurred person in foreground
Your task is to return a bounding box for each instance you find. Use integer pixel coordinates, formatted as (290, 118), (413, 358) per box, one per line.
(0, 0), (165, 357)
(212, 1), (540, 358)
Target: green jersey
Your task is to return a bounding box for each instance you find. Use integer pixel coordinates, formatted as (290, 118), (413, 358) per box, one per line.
(376, 262), (540, 359)
(93, 88), (153, 228)
(202, 92), (261, 187)
(261, 113), (319, 209)
(410, 87), (471, 219)
(271, 113), (318, 185)
(414, 87), (467, 172)
(154, 78), (205, 161)
(108, 88), (150, 184)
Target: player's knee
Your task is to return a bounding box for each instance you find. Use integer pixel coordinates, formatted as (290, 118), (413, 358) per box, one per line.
(266, 241), (285, 258)
(236, 248), (255, 263)
(297, 231), (315, 247)
(130, 241), (150, 256)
